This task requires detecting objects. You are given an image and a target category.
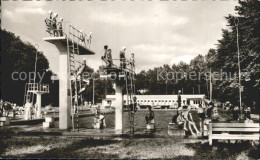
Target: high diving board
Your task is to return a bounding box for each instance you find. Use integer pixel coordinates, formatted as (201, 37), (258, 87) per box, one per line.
(103, 66), (123, 73)
(43, 36), (95, 55)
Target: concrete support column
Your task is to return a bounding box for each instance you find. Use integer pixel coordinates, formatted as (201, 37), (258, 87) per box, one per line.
(115, 84), (123, 132)
(36, 93), (42, 118)
(59, 50), (71, 129)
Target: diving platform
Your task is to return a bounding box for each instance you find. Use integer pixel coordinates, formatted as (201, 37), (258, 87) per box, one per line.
(43, 36), (95, 55)
(100, 66), (134, 80)
(26, 83), (49, 94)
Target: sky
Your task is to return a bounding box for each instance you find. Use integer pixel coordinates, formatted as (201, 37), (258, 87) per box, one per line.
(2, 1), (238, 75)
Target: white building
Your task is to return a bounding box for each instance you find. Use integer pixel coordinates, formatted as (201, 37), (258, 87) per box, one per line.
(102, 94), (205, 109)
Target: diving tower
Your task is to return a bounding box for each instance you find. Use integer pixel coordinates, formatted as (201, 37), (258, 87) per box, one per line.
(100, 55), (136, 134)
(24, 83), (49, 118)
(43, 19), (95, 129)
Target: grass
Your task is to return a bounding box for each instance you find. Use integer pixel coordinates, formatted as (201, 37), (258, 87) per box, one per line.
(1, 110), (258, 159)
(0, 136), (259, 159)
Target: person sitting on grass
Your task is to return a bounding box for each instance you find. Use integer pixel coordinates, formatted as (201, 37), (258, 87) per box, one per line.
(183, 106), (201, 135)
(145, 106), (154, 124)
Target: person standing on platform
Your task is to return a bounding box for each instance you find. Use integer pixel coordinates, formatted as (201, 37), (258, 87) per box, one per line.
(107, 49), (113, 67)
(52, 13), (58, 37)
(129, 53), (135, 66)
(101, 45), (109, 66)
(57, 18), (63, 36)
(120, 47), (126, 69)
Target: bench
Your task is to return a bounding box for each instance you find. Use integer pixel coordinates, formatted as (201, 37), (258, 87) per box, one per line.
(168, 122), (185, 136)
(208, 123), (259, 145)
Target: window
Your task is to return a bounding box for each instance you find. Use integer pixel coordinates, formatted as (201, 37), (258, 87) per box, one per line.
(148, 100), (150, 102)
(155, 100), (157, 102)
(165, 100), (168, 102)
(158, 100), (161, 102)
(144, 100), (146, 102)
(141, 100), (143, 102)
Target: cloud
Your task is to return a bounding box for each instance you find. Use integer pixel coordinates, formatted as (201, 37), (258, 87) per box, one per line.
(3, 2), (47, 24)
(88, 10), (188, 27)
(170, 55), (195, 65)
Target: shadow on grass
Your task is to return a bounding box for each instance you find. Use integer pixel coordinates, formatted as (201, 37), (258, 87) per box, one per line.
(0, 136), (120, 159)
(173, 141), (259, 160)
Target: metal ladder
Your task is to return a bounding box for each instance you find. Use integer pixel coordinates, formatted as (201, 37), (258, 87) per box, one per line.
(23, 83), (34, 106)
(67, 25), (82, 132)
(125, 62), (136, 135)
(23, 84), (31, 106)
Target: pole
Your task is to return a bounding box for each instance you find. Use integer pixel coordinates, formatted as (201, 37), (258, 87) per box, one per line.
(165, 80), (168, 95)
(32, 45), (39, 104)
(209, 68), (212, 102)
(198, 84), (200, 94)
(92, 78), (95, 106)
(235, 17), (242, 118)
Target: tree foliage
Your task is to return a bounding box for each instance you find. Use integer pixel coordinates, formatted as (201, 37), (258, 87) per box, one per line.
(134, 1), (259, 111)
(1, 29), (53, 106)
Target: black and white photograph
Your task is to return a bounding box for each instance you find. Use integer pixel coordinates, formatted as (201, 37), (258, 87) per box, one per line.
(0, 0), (259, 159)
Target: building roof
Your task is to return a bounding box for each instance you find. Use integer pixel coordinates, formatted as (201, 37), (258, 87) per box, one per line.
(106, 94), (205, 99)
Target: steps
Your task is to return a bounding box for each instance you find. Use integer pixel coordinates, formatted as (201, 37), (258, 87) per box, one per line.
(0, 117), (10, 126)
(42, 117), (54, 128)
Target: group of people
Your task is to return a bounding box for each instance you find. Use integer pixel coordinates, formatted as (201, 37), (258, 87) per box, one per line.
(231, 105), (253, 123)
(45, 10), (63, 37)
(101, 45), (135, 69)
(171, 102), (220, 135)
(24, 100), (43, 120)
(79, 30), (92, 48)
(0, 99), (16, 118)
(175, 106), (201, 135)
(44, 11), (92, 48)
(223, 101), (253, 123)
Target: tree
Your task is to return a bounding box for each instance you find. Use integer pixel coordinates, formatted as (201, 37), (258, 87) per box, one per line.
(1, 29), (51, 105)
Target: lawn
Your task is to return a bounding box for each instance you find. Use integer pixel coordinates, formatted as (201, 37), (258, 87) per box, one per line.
(0, 136), (259, 159)
(1, 110), (258, 159)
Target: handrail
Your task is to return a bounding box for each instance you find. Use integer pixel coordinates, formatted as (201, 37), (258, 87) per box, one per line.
(26, 83), (49, 93)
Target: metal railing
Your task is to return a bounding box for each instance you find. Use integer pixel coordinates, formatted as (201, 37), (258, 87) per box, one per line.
(27, 83), (50, 93)
(44, 18), (92, 49)
(102, 58), (135, 73)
